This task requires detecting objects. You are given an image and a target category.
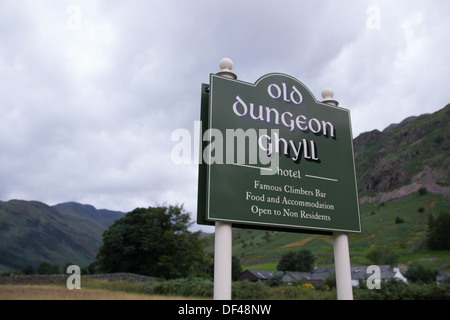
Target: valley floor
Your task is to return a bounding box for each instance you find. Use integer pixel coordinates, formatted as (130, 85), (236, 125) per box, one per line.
(0, 284), (189, 300)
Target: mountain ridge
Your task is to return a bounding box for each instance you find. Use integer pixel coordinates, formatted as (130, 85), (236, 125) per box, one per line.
(52, 201), (125, 231)
(0, 200), (125, 272)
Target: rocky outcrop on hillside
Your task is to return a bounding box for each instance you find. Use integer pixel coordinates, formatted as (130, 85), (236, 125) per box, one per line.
(354, 104), (450, 202)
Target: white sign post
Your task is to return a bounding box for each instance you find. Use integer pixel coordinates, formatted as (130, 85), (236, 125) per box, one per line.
(213, 221), (232, 300)
(322, 88), (354, 300)
(333, 232), (353, 299)
(213, 58), (236, 300)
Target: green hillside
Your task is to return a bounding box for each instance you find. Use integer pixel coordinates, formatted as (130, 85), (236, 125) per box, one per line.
(52, 202), (124, 234)
(354, 104), (450, 200)
(0, 200), (124, 272)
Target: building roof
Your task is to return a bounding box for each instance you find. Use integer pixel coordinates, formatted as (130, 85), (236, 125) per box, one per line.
(239, 265), (408, 283)
(237, 269), (282, 281)
(313, 265), (401, 280)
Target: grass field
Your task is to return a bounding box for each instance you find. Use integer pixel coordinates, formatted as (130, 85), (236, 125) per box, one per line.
(0, 284), (191, 300)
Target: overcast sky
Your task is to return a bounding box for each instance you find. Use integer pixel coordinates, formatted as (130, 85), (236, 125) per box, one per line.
(0, 1), (449, 231)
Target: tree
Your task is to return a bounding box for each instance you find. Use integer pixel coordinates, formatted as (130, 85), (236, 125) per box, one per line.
(63, 262), (75, 273)
(277, 249), (315, 272)
(427, 212), (450, 250)
(277, 251), (296, 272)
(266, 273), (284, 287)
(96, 205), (207, 279)
(22, 265), (35, 275)
(206, 255), (243, 281)
(37, 261), (60, 274)
(405, 264), (438, 284)
(232, 256), (243, 281)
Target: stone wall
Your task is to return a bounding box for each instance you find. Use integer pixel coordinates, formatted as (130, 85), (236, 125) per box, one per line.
(0, 272), (157, 285)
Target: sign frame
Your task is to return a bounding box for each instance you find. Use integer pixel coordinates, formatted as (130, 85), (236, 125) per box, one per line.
(197, 73), (361, 235)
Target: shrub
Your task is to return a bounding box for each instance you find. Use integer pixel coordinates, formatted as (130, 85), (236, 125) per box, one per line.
(395, 216), (404, 224)
(322, 273), (336, 290)
(433, 135), (443, 144)
(232, 280), (269, 300)
(150, 277), (213, 298)
(405, 264), (438, 284)
(37, 261), (60, 274)
(277, 249), (315, 272)
(266, 283), (336, 300)
(266, 273), (284, 287)
(427, 212), (450, 250)
(22, 265), (35, 275)
(355, 280), (450, 300)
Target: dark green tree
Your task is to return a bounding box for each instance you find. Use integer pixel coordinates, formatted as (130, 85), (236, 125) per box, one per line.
(96, 205), (207, 279)
(266, 272), (284, 287)
(277, 251), (296, 272)
(22, 265), (35, 275)
(37, 261), (60, 274)
(277, 249), (315, 272)
(232, 256), (243, 281)
(63, 262), (75, 273)
(427, 212), (450, 250)
(405, 264), (438, 284)
(206, 255), (243, 281)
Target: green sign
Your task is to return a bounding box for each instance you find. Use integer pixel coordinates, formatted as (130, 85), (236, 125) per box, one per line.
(197, 73), (361, 234)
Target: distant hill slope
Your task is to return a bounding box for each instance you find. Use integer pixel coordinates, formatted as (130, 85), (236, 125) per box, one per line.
(52, 202), (124, 231)
(354, 104), (450, 202)
(0, 200), (125, 272)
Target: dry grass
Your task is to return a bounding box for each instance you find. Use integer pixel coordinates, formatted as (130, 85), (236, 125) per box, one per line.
(0, 284), (188, 300)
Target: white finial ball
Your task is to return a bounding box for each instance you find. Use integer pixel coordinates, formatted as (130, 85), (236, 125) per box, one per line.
(321, 87), (334, 100)
(219, 57), (233, 72)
